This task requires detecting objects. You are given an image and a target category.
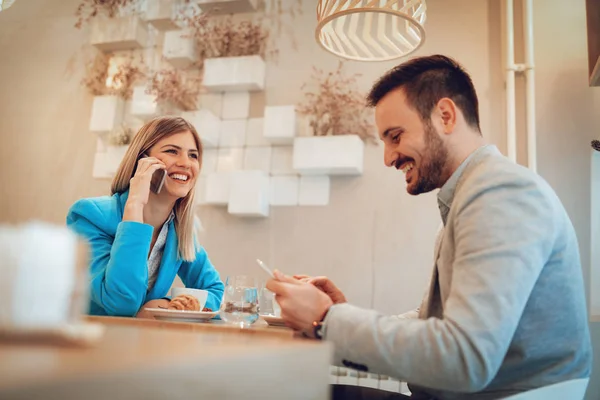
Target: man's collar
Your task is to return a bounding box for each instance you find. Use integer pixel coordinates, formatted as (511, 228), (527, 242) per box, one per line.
(437, 145), (494, 224)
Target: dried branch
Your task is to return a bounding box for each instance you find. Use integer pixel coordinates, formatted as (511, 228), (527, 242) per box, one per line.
(108, 124), (134, 146)
(296, 62), (377, 144)
(81, 51), (146, 99)
(106, 53), (147, 99)
(177, 9), (272, 69)
(74, 0), (138, 29)
(148, 69), (201, 111)
(81, 52), (109, 96)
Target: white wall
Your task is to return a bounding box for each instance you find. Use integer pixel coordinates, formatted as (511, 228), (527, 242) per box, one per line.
(531, 0), (600, 398)
(0, 0), (596, 397)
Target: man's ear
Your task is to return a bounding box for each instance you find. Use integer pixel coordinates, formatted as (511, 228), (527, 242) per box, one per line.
(436, 97), (457, 134)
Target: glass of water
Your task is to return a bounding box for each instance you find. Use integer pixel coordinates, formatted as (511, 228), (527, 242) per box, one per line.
(259, 286), (281, 317)
(220, 275), (259, 328)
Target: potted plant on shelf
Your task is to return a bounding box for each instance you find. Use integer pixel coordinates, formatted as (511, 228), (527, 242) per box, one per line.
(82, 51), (147, 99)
(592, 140), (600, 152)
(147, 68), (202, 112)
(98, 123), (134, 177)
(83, 51), (147, 133)
(297, 61), (376, 143)
(177, 10), (270, 92)
(76, 0), (148, 53)
(293, 62), (377, 176)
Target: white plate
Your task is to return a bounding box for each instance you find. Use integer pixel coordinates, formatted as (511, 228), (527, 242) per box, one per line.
(262, 315), (286, 327)
(145, 308), (219, 323)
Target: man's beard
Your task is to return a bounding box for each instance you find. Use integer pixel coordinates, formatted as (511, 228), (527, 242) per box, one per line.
(408, 122), (449, 195)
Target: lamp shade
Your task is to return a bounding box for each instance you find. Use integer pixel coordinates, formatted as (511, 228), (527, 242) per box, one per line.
(316, 0), (427, 62)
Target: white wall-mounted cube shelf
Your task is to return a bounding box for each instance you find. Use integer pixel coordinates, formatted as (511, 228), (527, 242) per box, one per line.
(219, 119), (247, 148)
(196, 0), (258, 15)
(263, 105), (297, 144)
(222, 91), (250, 120)
(203, 55), (265, 92)
(200, 149), (218, 176)
(107, 145), (128, 171)
(217, 147), (244, 172)
(270, 146), (296, 176)
(92, 152), (111, 179)
(144, 0), (179, 31)
(203, 172), (231, 205)
(244, 146), (271, 173)
(131, 86), (177, 120)
(194, 176), (207, 204)
(228, 171), (269, 217)
(198, 93), (223, 118)
(96, 136), (108, 153)
(245, 118), (271, 147)
(163, 30), (197, 68)
(270, 175), (299, 206)
(293, 135), (365, 176)
(92, 145), (128, 179)
(121, 103), (145, 131)
(90, 16), (148, 52)
(181, 109), (220, 148)
(298, 176), (330, 206)
(89, 95), (125, 133)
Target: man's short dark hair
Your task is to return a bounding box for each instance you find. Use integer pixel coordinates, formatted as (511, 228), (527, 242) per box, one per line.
(367, 54), (481, 132)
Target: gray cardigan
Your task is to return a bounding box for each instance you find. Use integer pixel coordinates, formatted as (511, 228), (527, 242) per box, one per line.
(323, 145), (592, 399)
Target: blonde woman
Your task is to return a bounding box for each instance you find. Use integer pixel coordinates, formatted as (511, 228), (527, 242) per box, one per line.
(67, 116), (224, 317)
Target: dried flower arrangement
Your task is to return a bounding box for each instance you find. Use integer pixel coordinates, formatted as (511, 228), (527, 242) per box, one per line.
(74, 0), (138, 29)
(81, 52), (110, 96)
(148, 68), (201, 111)
(178, 9), (272, 67)
(296, 62), (377, 143)
(108, 124), (134, 146)
(81, 51), (146, 99)
(592, 140), (600, 152)
(106, 53), (147, 99)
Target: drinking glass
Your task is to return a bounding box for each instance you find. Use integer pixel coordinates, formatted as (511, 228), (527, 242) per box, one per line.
(220, 275), (259, 327)
(259, 285), (274, 316)
(259, 286), (281, 317)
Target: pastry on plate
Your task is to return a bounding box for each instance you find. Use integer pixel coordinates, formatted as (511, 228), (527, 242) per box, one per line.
(168, 294), (200, 311)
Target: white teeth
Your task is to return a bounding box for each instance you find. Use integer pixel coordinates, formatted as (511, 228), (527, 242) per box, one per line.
(169, 174), (188, 181)
(400, 163), (414, 174)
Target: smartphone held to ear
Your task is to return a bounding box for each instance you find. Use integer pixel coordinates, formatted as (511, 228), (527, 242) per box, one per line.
(150, 169), (167, 194)
(142, 153), (167, 194)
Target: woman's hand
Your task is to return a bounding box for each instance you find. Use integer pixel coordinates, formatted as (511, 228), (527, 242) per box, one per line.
(123, 157), (166, 223)
(136, 298), (170, 319)
(168, 294), (200, 311)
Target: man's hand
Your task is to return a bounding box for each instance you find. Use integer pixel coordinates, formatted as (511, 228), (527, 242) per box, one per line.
(267, 270), (333, 336)
(293, 275), (347, 304)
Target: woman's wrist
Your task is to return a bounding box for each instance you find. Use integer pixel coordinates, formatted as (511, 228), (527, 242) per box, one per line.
(123, 201), (144, 223)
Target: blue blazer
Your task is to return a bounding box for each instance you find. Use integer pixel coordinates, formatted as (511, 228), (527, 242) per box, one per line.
(66, 191), (224, 316)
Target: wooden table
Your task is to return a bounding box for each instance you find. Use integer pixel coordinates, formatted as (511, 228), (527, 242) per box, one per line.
(0, 316), (332, 400)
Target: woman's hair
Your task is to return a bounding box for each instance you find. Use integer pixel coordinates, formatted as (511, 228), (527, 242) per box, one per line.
(111, 116), (203, 262)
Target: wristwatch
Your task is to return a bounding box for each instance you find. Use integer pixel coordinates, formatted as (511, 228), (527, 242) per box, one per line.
(312, 307), (330, 340)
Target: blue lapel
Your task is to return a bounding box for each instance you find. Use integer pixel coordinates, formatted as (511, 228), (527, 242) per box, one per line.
(146, 221), (181, 300)
(116, 190), (182, 300)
